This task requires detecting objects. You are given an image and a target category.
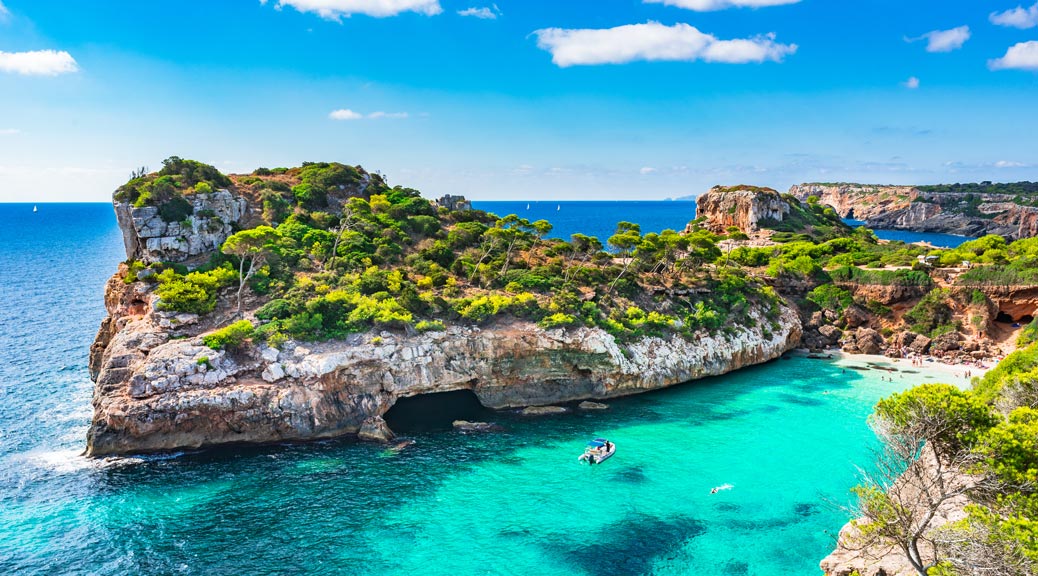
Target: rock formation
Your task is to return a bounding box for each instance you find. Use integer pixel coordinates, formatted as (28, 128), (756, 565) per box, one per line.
(790, 183), (1038, 240)
(86, 272), (802, 455)
(115, 190), (249, 265)
(694, 185), (791, 233)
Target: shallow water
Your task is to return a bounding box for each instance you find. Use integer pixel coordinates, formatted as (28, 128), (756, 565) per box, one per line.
(0, 203), (945, 575)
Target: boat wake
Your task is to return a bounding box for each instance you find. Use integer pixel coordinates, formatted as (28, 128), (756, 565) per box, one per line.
(710, 483), (734, 494)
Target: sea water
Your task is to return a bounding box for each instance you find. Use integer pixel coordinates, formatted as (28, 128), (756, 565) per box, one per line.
(0, 203), (951, 575)
(475, 201), (974, 248)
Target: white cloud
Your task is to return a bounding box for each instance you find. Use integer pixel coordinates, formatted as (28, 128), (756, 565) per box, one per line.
(0, 1), (9, 20)
(990, 3), (1038, 29)
(643, 0), (799, 11)
(533, 22), (797, 67)
(329, 108), (364, 120)
(0, 128), (18, 134)
(0, 50), (79, 76)
(273, 0), (441, 19)
(458, 5), (499, 19)
(329, 108), (408, 120)
(909, 26), (970, 53)
(367, 111), (408, 119)
(903, 76), (920, 89)
(990, 41), (1038, 71)
(994, 160), (1030, 168)
(640, 166), (657, 175)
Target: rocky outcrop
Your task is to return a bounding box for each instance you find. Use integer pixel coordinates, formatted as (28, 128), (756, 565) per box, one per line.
(115, 190), (249, 264)
(790, 183), (1038, 240)
(694, 186), (791, 233)
(789, 184), (917, 222)
(86, 277), (802, 456)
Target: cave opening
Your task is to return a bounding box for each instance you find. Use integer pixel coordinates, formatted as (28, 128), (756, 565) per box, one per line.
(383, 389), (491, 433)
(1021, 315), (1034, 325)
(996, 311), (1015, 323)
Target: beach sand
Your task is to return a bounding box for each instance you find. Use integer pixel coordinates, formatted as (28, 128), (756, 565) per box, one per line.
(824, 350), (990, 388)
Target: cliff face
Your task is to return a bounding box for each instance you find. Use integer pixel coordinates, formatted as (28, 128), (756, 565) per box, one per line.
(115, 190), (249, 265)
(86, 274), (802, 456)
(789, 184), (1038, 240)
(694, 186), (790, 233)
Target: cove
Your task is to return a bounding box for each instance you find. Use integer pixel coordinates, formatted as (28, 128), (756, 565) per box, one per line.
(2, 351), (944, 575)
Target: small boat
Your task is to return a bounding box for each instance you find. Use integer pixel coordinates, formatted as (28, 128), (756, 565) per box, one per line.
(557, 204), (561, 211)
(33, 205), (38, 213)
(578, 438), (615, 465)
(526, 203), (530, 210)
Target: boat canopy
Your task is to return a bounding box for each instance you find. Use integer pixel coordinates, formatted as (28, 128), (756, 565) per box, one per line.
(587, 440), (607, 447)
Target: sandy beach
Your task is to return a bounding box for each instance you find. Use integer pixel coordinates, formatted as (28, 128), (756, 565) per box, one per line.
(825, 350), (991, 384)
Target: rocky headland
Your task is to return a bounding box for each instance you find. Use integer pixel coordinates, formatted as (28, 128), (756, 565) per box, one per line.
(789, 182), (1038, 240)
(87, 161), (806, 456)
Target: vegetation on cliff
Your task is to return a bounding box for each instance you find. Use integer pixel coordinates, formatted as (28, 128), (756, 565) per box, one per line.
(120, 158), (785, 349)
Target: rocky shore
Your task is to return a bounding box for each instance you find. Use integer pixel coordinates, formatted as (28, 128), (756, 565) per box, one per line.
(789, 183), (1038, 240)
(87, 268), (802, 455)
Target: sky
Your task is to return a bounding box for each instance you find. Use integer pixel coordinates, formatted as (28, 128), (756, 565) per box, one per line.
(1, 0), (1037, 202)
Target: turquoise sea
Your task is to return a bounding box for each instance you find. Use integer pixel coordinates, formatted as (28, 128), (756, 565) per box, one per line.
(0, 203), (953, 575)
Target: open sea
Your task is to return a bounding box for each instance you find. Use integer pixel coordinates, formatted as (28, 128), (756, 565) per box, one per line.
(0, 202), (957, 576)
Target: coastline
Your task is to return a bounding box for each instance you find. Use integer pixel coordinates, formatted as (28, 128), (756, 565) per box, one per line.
(795, 349), (991, 389)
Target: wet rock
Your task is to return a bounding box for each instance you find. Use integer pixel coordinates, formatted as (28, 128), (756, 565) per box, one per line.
(578, 401), (609, 411)
(520, 406), (568, 416)
(452, 420), (502, 432)
(358, 416), (395, 443)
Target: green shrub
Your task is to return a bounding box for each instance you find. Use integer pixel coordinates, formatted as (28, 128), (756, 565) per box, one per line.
(156, 279), (215, 314)
(415, 320), (446, 332)
(539, 313), (578, 328)
(806, 284), (852, 311)
(157, 195), (194, 223)
(203, 320), (254, 350)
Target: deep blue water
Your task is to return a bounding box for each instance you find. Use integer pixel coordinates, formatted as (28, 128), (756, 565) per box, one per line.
(843, 219), (974, 248)
(0, 202), (949, 575)
(475, 201), (972, 248)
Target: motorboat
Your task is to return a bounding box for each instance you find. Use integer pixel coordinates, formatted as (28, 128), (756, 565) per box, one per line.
(578, 438), (615, 464)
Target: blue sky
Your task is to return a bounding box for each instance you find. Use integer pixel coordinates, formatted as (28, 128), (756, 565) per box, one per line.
(1, 0), (1037, 202)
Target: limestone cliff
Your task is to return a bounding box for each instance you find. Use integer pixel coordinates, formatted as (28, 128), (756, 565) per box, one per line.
(87, 270), (802, 456)
(694, 185), (790, 233)
(115, 190), (249, 265)
(790, 183), (1038, 240)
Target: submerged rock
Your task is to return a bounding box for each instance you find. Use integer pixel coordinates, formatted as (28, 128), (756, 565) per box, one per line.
(520, 406), (568, 416)
(578, 401), (609, 411)
(452, 420), (502, 432)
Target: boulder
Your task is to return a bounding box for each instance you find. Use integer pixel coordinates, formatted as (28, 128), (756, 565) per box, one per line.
(842, 305), (870, 329)
(854, 328), (884, 355)
(358, 415), (395, 443)
(818, 325), (841, 340)
(578, 401), (609, 411)
(931, 332), (962, 353)
(520, 405), (568, 416)
(907, 334), (932, 354)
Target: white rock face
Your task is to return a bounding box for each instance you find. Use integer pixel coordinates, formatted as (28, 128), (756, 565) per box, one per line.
(694, 186), (791, 233)
(114, 190), (248, 264)
(86, 287), (803, 456)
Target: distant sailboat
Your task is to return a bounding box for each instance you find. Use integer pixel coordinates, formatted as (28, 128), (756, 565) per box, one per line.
(33, 205), (38, 213)
(557, 204), (561, 211)
(526, 203), (530, 210)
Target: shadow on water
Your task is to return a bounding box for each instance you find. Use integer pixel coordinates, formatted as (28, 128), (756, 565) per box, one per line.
(545, 513), (706, 576)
